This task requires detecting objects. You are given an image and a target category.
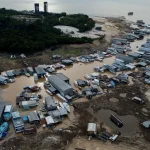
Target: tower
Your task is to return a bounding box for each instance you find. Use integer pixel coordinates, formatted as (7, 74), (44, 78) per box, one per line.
(34, 3), (39, 14)
(44, 2), (48, 13)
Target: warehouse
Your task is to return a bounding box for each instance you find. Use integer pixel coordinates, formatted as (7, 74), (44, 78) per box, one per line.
(48, 75), (73, 97)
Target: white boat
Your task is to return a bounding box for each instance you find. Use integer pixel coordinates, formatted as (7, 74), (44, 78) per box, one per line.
(46, 89), (53, 96)
(63, 102), (70, 113)
(34, 73), (38, 82)
(57, 106), (60, 110)
(59, 102), (64, 108)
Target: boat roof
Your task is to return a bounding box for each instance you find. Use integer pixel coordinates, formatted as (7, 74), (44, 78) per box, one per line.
(4, 105), (12, 113)
(45, 116), (54, 125)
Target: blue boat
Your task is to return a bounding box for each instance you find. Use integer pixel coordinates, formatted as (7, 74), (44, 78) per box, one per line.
(0, 122), (9, 139)
(3, 104), (13, 121)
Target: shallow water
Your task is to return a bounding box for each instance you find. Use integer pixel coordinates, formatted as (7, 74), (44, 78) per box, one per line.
(1, 0), (150, 23)
(96, 109), (139, 135)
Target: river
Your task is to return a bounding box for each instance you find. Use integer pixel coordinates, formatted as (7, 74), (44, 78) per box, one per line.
(1, 0), (150, 23)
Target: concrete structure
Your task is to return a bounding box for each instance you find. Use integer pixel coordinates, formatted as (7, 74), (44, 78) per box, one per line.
(48, 75), (74, 97)
(34, 3), (39, 14)
(44, 2), (48, 13)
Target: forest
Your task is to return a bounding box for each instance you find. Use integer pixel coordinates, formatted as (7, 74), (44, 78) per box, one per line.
(0, 8), (95, 53)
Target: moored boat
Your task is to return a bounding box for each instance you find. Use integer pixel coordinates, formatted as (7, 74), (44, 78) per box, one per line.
(63, 102), (70, 113)
(34, 73), (38, 82)
(0, 122), (9, 140)
(3, 104), (13, 121)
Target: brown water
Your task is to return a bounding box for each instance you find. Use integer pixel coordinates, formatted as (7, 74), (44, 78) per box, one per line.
(96, 109), (139, 135)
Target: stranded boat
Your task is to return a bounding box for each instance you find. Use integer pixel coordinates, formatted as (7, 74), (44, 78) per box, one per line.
(3, 104), (13, 121)
(34, 73), (38, 82)
(63, 102), (70, 113)
(0, 122), (9, 140)
(110, 114), (123, 127)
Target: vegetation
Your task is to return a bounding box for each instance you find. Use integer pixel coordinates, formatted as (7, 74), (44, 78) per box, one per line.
(59, 14), (95, 32)
(0, 8), (95, 54)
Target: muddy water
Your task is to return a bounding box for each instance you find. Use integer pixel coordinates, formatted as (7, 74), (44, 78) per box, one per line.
(57, 56), (115, 83)
(1, 36), (150, 106)
(96, 109), (138, 135)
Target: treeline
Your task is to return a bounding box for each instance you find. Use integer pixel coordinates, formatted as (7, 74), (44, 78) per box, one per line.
(59, 14), (95, 32)
(0, 8), (95, 53)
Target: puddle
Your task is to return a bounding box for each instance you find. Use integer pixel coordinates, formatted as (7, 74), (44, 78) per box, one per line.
(109, 98), (119, 103)
(95, 109), (138, 135)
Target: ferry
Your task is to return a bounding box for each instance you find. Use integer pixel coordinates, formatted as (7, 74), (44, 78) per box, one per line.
(3, 104), (13, 121)
(0, 122), (9, 139)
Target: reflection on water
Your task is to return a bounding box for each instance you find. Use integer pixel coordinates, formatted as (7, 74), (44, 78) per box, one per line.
(1, 0), (150, 23)
(96, 109), (138, 135)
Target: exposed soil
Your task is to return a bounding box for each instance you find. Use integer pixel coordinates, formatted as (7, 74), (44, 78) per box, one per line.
(1, 78), (150, 150)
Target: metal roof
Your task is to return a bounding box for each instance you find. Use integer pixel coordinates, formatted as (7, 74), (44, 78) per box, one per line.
(59, 108), (68, 116)
(27, 67), (34, 72)
(45, 96), (57, 108)
(116, 54), (134, 64)
(48, 75), (73, 92)
(4, 105), (12, 113)
(55, 73), (69, 82)
(28, 112), (39, 122)
(0, 76), (7, 82)
(12, 111), (20, 119)
(48, 110), (61, 118)
(87, 123), (96, 132)
(6, 70), (14, 77)
(45, 116), (54, 125)
(35, 67), (46, 75)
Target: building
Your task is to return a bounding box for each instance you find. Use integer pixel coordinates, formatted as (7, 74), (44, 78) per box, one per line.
(45, 96), (57, 111)
(44, 2), (48, 13)
(12, 112), (24, 133)
(48, 75), (74, 97)
(34, 3), (39, 14)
